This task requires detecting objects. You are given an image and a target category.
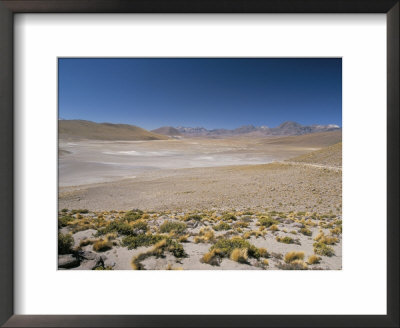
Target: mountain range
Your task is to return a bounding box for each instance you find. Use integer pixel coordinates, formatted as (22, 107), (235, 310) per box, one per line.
(59, 120), (340, 141)
(160, 121), (340, 137)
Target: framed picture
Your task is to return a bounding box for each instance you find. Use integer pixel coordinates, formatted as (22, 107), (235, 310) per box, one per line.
(0, 0), (398, 327)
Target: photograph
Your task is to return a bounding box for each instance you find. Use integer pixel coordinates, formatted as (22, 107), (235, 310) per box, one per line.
(58, 58), (342, 271)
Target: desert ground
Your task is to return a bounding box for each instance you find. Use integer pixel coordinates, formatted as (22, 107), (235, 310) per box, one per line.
(58, 131), (342, 270)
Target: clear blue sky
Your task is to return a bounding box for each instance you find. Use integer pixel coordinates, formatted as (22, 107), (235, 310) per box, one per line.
(58, 58), (342, 130)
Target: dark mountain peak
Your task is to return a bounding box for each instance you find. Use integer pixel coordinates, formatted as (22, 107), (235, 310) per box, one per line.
(277, 121), (303, 129)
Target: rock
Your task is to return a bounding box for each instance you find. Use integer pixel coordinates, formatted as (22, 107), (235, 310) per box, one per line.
(75, 259), (100, 270)
(78, 250), (99, 261)
(292, 222), (304, 228)
(58, 254), (80, 269)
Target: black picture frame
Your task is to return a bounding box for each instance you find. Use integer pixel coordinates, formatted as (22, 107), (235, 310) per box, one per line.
(0, 1), (398, 327)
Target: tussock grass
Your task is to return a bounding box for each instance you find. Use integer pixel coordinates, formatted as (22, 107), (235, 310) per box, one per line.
(269, 224), (279, 232)
(314, 232), (338, 245)
(230, 248), (248, 263)
(307, 255), (322, 265)
(201, 249), (223, 266)
(276, 236), (294, 244)
(300, 228), (312, 236)
(92, 238), (112, 252)
(313, 242), (335, 257)
(277, 259), (308, 270)
(194, 227), (215, 243)
(284, 251), (305, 263)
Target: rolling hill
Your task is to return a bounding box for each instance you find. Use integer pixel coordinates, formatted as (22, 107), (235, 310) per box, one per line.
(59, 120), (169, 141)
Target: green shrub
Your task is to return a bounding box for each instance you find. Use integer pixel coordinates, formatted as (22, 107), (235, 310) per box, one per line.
(213, 222), (231, 231)
(96, 220), (134, 236)
(58, 215), (74, 228)
(121, 234), (165, 249)
(313, 242), (335, 257)
(131, 220), (148, 232)
(258, 217), (278, 227)
(70, 209), (89, 214)
(159, 221), (187, 234)
(210, 237), (260, 259)
(124, 209), (144, 222)
(58, 233), (73, 254)
(187, 214), (203, 221)
(221, 214), (237, 221)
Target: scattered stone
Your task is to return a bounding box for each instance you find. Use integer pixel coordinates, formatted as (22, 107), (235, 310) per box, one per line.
(58, 254), (80, 269)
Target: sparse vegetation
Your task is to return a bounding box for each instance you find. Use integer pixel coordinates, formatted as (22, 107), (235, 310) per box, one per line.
(300, 227), (312, 236)
(307, 255), (322, 265)
(58, 233), (73, 254)
(313, 242), (335, 257)
(230, 248), (248, 263)
(276, 236), (294, 244)
(159, 221), (187, 234)
(213, 222), (231, 231)
(92, 238), (112, 252)
(258, 217), (278, 227)
(284, 251), (305, 263)
(210, 237), (260, 259)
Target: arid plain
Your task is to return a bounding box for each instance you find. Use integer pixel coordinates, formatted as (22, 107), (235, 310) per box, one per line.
(58, 124), (342, 271)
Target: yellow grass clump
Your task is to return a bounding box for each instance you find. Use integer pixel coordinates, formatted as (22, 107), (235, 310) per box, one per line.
(201, 248), (223, 266)
(258, 247), (268, 258)
(307, 255), (322, 265)
(284, 251), (305, 263)
(269, 224), (279, 232)
(194, 227), (215, 243)
(92, 238), (112, 252)
(230, 248), (248, 263)
(314, 232), (338, 245)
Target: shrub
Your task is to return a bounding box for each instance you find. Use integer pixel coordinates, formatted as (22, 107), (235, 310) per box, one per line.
(130, 220), (148, 232)
(262, 259), (269, 266)
(221, 214), (237, 221)
(213, 222), (231, 231)
(96, 220), (134, 236)
(58, 233), (73, 254)
(258, 217), (278, 228)
(70, 209), (89, 214)
(92, 239), (112, 252)
(60, 208), (68, 213)
(276, 236), (294, 244)
(307, 255), (322, 265)
(122, 234), (165, 249)
(159, 221), (187, 234)
(186, 214), (203, 221)
(230, 248), (248, 263)
(300, 228), (312, 236)
(58, 215), (74, 228)
(210, 237), (260, 259)
(124, 209), (144, 222)
(330, 227), (342, 235)
(284, 251), (305, 263)
(313, 242), (335, 257)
